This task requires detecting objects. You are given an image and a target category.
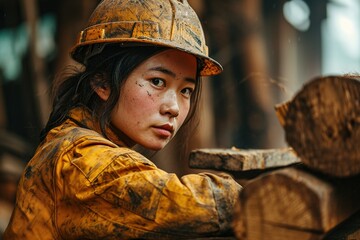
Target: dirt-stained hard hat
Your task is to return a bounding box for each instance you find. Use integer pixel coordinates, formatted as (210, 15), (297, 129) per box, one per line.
(70, 0), (223, 76)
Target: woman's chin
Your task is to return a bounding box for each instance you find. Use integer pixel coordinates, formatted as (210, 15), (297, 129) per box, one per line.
(146, 144), (166, 151)
(141, 141), (169, 151)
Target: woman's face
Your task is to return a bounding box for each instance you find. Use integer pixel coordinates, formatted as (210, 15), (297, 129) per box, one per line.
(109, 49), (197, 150)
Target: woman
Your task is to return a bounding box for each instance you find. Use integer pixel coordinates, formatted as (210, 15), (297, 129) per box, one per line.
(4, 0), (242, 239)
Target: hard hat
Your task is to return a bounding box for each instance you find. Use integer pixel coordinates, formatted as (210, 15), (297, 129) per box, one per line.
(70, 0), (222, 76)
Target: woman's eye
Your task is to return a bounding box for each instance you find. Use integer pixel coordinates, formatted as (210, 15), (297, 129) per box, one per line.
(181, 88), (194, 97)
(151, 78), (165, 87)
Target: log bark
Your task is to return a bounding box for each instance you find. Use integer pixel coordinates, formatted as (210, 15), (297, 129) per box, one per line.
(275, 76), (360, 177)
(232, 167), (360, 240)
(189, 148), (300, 172)
(323, 209), (360, 240)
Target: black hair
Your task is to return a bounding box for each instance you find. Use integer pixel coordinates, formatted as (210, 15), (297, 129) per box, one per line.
(40, 45), (202, 144)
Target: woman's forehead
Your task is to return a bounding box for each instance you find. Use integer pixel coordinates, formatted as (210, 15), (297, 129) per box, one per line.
(138, 49), (198, 78)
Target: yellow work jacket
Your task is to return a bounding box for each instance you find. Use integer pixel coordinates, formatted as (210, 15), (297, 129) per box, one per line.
(4, 107), (242, 239)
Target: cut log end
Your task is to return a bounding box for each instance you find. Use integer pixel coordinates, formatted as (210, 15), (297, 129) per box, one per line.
(276, 76), (360, 177)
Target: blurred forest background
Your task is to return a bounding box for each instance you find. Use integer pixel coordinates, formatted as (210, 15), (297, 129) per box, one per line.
(0, 0), (360, 233)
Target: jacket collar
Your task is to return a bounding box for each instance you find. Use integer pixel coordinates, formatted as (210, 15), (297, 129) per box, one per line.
(67, 106), (128, 147)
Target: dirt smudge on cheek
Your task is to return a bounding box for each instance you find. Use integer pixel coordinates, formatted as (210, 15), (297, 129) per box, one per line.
(146, 90), (156, 102)
(136, 81), (144, 87)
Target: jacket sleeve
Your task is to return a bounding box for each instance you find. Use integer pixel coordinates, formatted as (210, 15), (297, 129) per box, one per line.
(57, 138), (242, 239)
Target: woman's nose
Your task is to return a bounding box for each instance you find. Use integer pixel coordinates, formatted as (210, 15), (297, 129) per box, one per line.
(160, 91), (179, 118)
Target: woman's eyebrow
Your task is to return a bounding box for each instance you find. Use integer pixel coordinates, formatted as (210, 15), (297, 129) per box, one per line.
(149, 66), (196, 84)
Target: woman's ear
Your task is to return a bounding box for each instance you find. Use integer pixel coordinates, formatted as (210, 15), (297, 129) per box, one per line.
(91, 81), (111, 101)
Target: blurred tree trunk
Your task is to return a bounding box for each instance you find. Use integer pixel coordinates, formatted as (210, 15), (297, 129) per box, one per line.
(0, 77), (6, 128)
(20, 0), (50, 126)
(54, 0), (99, 73)
(204, 0), (279, 149)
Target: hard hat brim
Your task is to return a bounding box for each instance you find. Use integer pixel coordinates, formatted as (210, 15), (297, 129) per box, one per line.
(70, 39), (223, 77)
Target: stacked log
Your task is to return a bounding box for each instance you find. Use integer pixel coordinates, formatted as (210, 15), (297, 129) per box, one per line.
(189, 76), (360, 239)
(275, 75), (360, 177)
(232, 167), (360, 240)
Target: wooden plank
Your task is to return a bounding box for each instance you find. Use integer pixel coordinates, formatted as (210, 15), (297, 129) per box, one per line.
(189, 148), (300, 172)
(232, 167), (360, 240)
(275, 75), (360, 177)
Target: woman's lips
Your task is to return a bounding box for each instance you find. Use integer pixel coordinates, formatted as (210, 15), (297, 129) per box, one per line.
(153, 124), (174, 138)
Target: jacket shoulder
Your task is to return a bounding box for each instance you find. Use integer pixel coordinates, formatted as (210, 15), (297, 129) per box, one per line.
(56, 125), (155, 183)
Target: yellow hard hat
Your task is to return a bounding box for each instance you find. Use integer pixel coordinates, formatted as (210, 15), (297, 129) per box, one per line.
(70, 0), (222, 76)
